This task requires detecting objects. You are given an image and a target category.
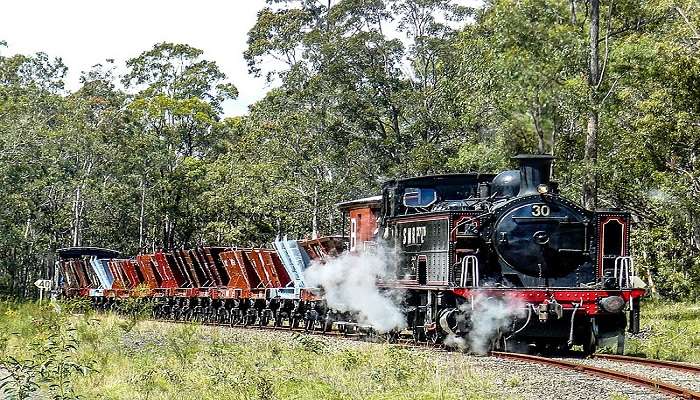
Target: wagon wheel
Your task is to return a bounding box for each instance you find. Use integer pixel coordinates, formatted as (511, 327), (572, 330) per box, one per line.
(384, 330), (399, 344)
(322, 316), (333, 333)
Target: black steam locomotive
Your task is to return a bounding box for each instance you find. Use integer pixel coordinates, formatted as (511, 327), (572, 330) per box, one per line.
(354, 154), (644, 353)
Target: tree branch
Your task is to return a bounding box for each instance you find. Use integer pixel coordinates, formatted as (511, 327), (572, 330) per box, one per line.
(675, 6), (700, 39)
(595, 0), (614, 90)
(600, 76), (620, 104)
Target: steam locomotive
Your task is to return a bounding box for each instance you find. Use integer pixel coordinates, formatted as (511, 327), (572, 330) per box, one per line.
(56, 155), (645, 354)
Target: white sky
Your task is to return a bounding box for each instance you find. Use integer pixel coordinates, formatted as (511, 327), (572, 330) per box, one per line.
(0, 0), (481, 117)
(0, 0), (269, 116)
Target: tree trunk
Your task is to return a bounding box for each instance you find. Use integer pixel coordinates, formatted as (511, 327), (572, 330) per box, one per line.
(139, 176), (147, 252)
(312, 185), (319, 239)
(164, 214), (175, 250)
(72, 186), (82, 246)
(583, 0), (600, 210)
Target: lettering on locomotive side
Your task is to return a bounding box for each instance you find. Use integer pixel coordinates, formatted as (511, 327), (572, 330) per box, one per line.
(402, 226), (427, 245)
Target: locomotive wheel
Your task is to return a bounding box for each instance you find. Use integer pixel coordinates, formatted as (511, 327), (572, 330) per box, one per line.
(582, 328), (597, 356)
(412, 326), (426, 344)
(427, 330), (443, 345)
(616, 333), (626, 355)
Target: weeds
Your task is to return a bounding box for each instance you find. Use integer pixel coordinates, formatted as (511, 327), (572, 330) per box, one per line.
(0, 305), (93, 400)
(166, 323), (201, 363)
(115, 298), (153, 333)
(2, 299), (695, 399)
(0, 356), (41, 399)
(292, 332), (327, 354)
(624, 301), (700, 362)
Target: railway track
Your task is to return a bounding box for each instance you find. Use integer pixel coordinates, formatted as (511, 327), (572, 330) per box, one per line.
(148, 314), (700, 399)
(492, 351), (700, 400)
(591, 353), (700, 374)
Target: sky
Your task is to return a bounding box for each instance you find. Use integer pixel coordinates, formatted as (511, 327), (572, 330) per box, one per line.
(0, 0), (481, 117)
(0, 0), (269, 116)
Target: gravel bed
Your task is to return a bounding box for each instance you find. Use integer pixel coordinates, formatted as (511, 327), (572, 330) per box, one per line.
(425, 353), (672, 400)
(567, 357), (700, 393)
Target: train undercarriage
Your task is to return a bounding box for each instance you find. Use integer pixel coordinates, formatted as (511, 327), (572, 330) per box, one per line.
(87, 284), (642, 356)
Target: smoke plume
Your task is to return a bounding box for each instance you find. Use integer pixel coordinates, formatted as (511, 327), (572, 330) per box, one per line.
(444, 294), (526, 354)
(467, 294), (526, 354)
(303, 244), (406, 333)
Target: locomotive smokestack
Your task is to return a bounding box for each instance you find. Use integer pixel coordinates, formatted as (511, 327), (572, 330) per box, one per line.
(513, 154), (554, 196)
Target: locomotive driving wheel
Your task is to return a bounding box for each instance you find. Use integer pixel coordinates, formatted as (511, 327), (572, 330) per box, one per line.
(582, 326), (597, 356)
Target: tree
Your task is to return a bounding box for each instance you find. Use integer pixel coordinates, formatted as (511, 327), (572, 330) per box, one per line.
(122, 42), (238, 249)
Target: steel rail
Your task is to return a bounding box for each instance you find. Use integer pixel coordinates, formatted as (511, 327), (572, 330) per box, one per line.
(492, 351), (700, 400)
(592, 354), (700, 375)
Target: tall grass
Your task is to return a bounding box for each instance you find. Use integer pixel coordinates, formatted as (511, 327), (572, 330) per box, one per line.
(624, 300), (700, 363)
(0, 301), (500, 400)
(4, 299), (695, 399)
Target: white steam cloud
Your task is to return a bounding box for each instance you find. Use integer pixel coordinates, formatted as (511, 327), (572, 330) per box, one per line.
(468, 294), (526, 354)
(303, 244), (406, 333)
(445, 294), (526, 354)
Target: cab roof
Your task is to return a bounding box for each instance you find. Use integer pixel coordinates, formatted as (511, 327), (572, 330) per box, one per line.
(336, 195), (383, 211)
(382, 173), (496, 188)
(57, 247), (121, 259)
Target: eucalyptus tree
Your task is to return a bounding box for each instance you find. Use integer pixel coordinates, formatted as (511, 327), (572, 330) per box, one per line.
(122, 43), (238, 249)
(0, 44), (68, 295)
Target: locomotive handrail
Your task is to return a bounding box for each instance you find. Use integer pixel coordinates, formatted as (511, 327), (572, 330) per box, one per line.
(460, 255), (479, 287)
(614, 256), (634, 288)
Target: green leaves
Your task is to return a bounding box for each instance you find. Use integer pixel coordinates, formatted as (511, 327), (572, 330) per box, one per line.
(1, 1), (700, 299)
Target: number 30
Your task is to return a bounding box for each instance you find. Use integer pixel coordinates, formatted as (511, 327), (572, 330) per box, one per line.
(532, 204), (550, 217)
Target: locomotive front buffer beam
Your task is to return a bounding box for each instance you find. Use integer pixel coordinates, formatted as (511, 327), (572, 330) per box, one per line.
(446, 287), (644, 354)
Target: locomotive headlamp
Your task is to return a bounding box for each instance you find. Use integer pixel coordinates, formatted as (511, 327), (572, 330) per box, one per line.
(537, 184), (549, 194)
(599, 296), (625, 313)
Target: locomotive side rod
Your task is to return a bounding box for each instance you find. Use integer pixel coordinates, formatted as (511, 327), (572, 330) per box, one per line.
(491, 351), (700, 400)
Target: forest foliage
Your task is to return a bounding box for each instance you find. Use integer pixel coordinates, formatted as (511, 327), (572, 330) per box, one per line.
(0, 0), (699, 299)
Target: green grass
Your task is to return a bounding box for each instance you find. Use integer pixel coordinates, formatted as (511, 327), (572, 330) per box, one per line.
(623, 300), (700, 363)
(0, 301), (502, 400)
(1, 300), (697, 399)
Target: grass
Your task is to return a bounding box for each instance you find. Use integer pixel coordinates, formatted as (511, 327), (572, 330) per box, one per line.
(0, 300), (502, 400)
(1, 300), (697, 399)
(623, 300), (700, 363)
